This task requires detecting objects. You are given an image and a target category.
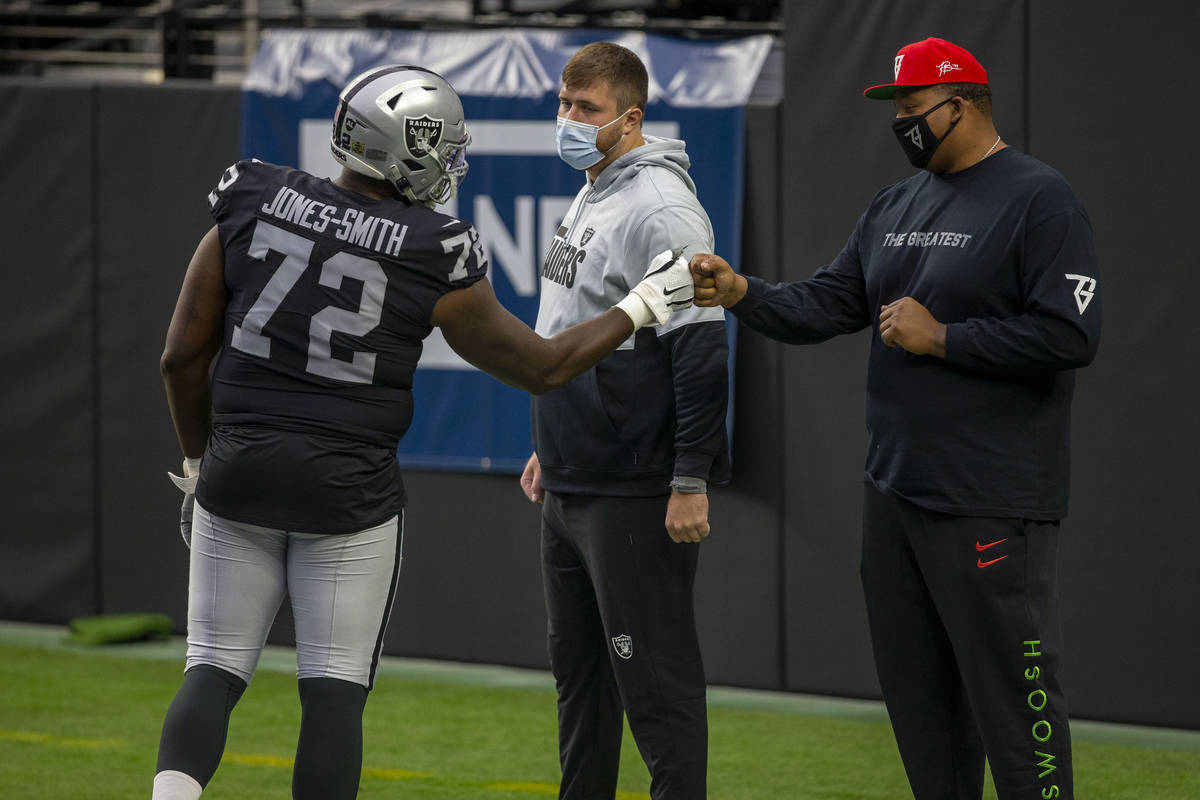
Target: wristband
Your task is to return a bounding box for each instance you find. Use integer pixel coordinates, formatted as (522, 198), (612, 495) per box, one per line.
(669, 475), (707, 494)
(615, 292), (656, 331)
(168, 457), (202, 494)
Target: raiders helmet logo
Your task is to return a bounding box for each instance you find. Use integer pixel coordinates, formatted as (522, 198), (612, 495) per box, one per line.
(612, 634), (632, 660)
(404, 114), (444, 156)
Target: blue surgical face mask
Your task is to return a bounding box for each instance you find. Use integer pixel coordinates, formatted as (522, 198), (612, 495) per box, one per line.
(555, 108), (633, 170)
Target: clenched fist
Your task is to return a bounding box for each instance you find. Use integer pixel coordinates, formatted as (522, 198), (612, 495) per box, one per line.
(689, 253), (747, 308)
(879, 297), (946, 358)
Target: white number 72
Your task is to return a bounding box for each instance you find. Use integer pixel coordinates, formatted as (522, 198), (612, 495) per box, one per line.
(231, 220), (388, 385)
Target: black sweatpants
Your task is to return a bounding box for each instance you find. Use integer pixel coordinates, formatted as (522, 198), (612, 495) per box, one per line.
(541, 490), (707, 800)
(861, 483), (1073, 800)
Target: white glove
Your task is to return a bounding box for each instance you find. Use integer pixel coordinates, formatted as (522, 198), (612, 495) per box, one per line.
(615, 248), (695, 330)
(167, 457), (201, 548)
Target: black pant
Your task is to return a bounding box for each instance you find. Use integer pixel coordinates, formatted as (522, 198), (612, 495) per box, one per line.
(861, 483), (1073, 800)
(541, 491), (707, 800)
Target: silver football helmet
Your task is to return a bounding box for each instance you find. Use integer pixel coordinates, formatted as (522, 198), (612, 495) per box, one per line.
(330, 65), (470, 207)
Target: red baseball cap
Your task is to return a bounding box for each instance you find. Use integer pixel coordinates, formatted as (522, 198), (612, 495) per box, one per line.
(864, 37), (988, 99)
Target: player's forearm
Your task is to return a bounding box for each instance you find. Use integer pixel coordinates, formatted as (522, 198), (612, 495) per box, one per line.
(161, 364), (212, 458)
(443, 252), (689, 393)
(528, 309), (635, 394)
(732, 273), (870, 345)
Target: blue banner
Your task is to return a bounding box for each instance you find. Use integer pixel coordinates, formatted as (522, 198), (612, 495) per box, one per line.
(242, 29), (770, 472)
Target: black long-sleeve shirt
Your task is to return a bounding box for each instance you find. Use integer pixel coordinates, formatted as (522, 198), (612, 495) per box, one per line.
(733, 148), (1100, 519)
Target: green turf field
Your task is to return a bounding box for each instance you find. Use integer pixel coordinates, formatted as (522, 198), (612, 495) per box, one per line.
(0, 623), (1196, 799)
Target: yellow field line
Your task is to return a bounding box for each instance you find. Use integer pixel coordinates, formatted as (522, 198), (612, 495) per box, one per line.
(0, 729), (122, 749)
(224, 752), (430, 780)
(363, 766), (433, 780)
(224, 754), (646, 797)
(0, 729), (647, 798)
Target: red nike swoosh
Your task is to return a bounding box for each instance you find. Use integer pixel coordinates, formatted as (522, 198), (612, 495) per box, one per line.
(976, 538), (1008, 551)
(977, 555), (1009, 568)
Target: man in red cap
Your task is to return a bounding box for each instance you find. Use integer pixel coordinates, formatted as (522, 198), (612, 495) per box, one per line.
(690, 37), (1100, 800)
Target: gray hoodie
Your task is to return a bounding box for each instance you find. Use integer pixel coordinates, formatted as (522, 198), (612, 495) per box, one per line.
(532, 136), (731, 495)
(536, 136), (722, 343)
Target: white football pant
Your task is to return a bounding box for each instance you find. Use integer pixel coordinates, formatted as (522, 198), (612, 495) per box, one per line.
(184, 502), (402, 689)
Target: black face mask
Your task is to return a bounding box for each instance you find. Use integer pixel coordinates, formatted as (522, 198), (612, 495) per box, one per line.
(891, 97), (958, 169)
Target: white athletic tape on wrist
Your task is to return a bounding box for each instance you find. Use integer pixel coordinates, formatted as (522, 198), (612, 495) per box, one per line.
(167, 457), (201, 494)
(615, 292), (657, 331)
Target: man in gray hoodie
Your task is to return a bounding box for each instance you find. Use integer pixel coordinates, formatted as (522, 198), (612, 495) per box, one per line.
(520, 42), (730, 800)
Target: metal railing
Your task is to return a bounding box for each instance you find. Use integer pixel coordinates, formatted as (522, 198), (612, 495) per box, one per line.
(0, 1), (781, 82)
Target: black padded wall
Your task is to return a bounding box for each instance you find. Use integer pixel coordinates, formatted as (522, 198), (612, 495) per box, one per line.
(0, 82), (99, 622)
(696, 98), (786, 689)
(379, 472), (548, 667)
(0, 80), (244, 628)
(93, 83), (241, 622)
(1026, 1), (1200, 730)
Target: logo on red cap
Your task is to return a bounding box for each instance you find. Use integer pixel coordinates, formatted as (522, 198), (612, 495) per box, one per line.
(864, 37), (987, 99)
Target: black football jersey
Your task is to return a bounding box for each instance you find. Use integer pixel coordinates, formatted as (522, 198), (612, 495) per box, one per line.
(195, 160), (487, 533)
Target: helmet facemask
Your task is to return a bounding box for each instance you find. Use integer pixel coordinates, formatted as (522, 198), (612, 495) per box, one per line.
(390, 128), (471, 207)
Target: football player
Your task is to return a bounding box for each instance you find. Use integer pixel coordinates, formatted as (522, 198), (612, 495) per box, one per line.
(152, 65), (693, 800)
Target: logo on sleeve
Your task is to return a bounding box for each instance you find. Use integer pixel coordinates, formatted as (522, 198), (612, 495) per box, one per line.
(612, 634), (633, 660)
(1064, 273), (1097, 314)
